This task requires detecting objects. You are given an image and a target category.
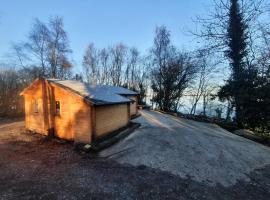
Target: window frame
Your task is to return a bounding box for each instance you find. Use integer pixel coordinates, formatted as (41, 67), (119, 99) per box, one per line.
(55, 100), (61, 116)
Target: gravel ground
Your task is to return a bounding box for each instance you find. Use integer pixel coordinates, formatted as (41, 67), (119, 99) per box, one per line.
(0, 115), (270, 200)
(100, 110), (270, 186)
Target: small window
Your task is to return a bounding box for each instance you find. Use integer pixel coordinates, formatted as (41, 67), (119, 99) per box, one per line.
(55, 101), (60, 115)
(33, 100), (39, 113)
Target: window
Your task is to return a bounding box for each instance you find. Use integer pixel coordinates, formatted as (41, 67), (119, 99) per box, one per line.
(55, 101), (60, 115)
(33, 100), (39, 113)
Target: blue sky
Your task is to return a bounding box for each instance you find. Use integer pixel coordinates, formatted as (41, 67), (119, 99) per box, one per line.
(0, 0), (210, 72)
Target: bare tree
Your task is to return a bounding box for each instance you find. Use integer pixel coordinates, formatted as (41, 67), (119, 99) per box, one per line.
(151, 26), (197, 112)
(109, 43), (127, 86)
(125, 47), (139, 89)
(79, 41), (150, 107)
(47, 16), (72, 79)
(150, 26), (173, 109)
(189, 51), (219, 115)
(136, 56), (151, 104)
(12, 44), (29, 69)
(81, 43), (144, 88)
(24, 18), (50, 75)
(83, 43), (99, 84)
(192, 0), (266, 55)
(12, 16), (73, 79)
(99, 48), (110, 84)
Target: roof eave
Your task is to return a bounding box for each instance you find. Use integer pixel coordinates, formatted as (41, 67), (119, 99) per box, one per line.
(118, 93), (139, 96)
(48, 80), (131, 106)
(20, 77), (44, 96)
(94, 101), (131, 106)
(47, 80), (95, 106)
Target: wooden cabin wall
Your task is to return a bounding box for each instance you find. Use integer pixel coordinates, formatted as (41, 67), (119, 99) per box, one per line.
(51, 84), (92, 143)
(24, 80), (46, 135)
(95, 104), (129, 137)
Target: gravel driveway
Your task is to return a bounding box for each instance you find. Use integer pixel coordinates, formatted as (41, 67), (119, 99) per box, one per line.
(1, 113), (270, 199)
(100, 110), (270, 186)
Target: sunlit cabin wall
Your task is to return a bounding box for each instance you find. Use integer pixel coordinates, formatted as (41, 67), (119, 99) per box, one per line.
(95, 104), (129, 137)
(24, 80), (46, 135)
(50, 83), (92, 143)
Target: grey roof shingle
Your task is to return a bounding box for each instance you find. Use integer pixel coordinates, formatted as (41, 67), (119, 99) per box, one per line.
(47, 79), (137, 105)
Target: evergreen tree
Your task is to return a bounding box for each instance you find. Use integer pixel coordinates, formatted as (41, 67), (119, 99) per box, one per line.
(221, 0), (249, 127)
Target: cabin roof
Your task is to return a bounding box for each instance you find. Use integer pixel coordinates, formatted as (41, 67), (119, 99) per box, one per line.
(47, 79), (136, 105)
(96, 85), (138, 95)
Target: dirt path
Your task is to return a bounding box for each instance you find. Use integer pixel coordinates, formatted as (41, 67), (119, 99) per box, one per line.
(0, 120), (26, 144)
(0, 116), (270, 199)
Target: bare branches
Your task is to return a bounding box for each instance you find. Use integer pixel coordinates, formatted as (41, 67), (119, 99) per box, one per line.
(151, 26), (197, 112)
(83, 43), (99, 84)
(109, 43), (127, 86)
(81, 42), (148, 103)
(125, 47), (139, 89)
(12, 16), (72, 79)
(191, 0), (267, 57)
(47, 16), (72, 78)
(188, 52), (220, 115)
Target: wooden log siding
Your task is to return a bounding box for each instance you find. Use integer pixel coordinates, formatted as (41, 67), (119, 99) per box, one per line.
(95, 104), (129, 137)
(51, 83), (92, 143)
(24, 80), (46, 134)
(22, 80), (91, 143)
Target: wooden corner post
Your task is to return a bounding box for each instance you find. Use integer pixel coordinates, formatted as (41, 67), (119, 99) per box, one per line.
(91, 106), (96, 142)
(127, 103), (131, 121)
(41, 79), (50, 135)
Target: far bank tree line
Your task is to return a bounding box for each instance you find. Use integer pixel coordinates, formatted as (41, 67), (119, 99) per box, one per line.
(0, 0), (270, 134)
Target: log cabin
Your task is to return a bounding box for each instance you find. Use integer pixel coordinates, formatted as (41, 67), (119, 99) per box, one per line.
(20, 78), (139, 144)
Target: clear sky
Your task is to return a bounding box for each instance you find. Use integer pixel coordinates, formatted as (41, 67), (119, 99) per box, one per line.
(0, 0), (210, 72)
